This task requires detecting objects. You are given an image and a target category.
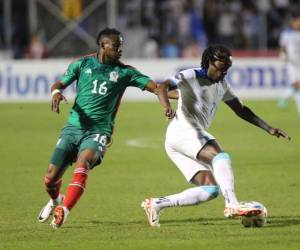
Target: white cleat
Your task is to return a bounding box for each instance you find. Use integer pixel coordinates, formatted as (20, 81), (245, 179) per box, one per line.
(141, 198), (161, 227)
(224, 203), (262, 218)
(38, 194), (65, 223)
(50, 205), (69, 229)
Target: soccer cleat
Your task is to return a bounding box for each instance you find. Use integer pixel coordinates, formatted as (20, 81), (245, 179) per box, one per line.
(38, 194), (65, 223)
(50, 205), (69, 229)
(141, 198), (161, 227)
(224, 203), (262, 218)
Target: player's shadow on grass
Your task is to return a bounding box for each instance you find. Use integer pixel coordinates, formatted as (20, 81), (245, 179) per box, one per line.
(67, 220), (144, 228)
(161, 217), (227, 227)
(64, 216), (300, 229)
(163, 216), (300, 228)
(266, 216), (300, 228)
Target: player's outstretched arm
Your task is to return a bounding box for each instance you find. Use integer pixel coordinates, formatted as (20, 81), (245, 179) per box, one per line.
(51, 81), (68, 114)
(147, 80), (179, 100)
(225, 98), (291, 140)
(156, 80), (176, 119)
(165, 89), (179, 100)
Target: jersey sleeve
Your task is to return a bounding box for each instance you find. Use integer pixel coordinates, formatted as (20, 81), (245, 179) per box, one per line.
(169, 69), (195, 87)
(128, 67), (152, 90)
(59, 59), (83, 86)
(222, 79), (238, 102)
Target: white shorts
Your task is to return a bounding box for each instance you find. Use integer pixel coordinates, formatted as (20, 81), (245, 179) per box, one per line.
(287, 63), (300, 85)
(165, 122), (215, 182)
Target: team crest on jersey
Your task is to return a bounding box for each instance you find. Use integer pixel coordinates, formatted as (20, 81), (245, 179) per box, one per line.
(109, 71), (119, 82)
(85, 68), (92, 74)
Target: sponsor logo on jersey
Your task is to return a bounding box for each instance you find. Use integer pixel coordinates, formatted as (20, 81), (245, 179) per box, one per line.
(109, 71), (119, 82)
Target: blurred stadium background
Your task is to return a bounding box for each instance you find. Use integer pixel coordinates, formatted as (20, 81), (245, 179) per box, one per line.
(1, 2), (300, 249)
(1, 0), (300, 58)
(1, 0), (300, 102)
(0, 0), (300, 101)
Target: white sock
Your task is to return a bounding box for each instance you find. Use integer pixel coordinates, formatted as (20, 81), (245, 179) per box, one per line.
(52, 194), (63, 205)
(153, 185), (219, 210)
(212, 153), (239, 207)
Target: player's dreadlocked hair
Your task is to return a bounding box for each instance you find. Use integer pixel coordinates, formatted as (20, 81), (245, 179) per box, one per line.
(201, 45), (232, 70)
(96, 28), (122, 45)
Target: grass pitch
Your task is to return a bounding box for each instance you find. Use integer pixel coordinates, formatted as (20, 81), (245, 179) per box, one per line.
(0, 100), (299, 250)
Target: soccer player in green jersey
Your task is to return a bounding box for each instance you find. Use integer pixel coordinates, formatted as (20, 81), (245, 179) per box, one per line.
(38, 28), (172, 229)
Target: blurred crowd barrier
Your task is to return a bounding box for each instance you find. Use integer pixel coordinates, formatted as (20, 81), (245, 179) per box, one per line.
(0, 58), (287, 102)
(2, 0), (299, 59)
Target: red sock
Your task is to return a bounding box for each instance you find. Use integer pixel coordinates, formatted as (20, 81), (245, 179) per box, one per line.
(63, 166), (89, 210)
(44, 176), (62, 200)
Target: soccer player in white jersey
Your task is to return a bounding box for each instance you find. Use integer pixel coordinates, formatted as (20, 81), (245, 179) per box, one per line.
(141, 45), (290, 227)
(278, 15), (300, 113)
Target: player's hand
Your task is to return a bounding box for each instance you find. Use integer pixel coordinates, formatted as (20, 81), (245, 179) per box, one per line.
(51, 92), (68, 114)
(268, 127), (291, 140)
(164, 107), (176, 120)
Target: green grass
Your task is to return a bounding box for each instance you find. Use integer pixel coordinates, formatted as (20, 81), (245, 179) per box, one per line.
(0, 100), (299, 250)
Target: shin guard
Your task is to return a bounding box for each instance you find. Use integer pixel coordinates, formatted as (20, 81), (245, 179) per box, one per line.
(63, 167), (89, 210)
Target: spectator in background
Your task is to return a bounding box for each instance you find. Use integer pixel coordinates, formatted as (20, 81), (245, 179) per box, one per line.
(242, 4), (261, 49)
(25, 33), (47, 59)
(142, 38), (159, 58)
(0, 6), (4, 49)
(161, 36), (180, 58)
(278, 13), (300, 113)
(203, 0), (218, 44)
(216, 3), (237, 48)
(266, 0), (290, 47)
(186, 0), (207, 49)
(181, 38), (202, 58)
(11, 14), (28, 59)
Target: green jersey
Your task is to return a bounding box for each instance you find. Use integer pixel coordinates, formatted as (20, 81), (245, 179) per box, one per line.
(60, 53), (151, 135)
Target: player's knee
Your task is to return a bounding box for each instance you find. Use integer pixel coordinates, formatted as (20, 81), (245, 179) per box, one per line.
(77, 150), (101, 169)
(202, 185), (220, 200)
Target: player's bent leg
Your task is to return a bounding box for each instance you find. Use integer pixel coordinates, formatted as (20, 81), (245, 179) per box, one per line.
(141, 186), (220, 227)
(200, 145), (262, 219)
(38, 164), (66, 223)
(197, 141), (247, 217)
(63, 149), (99, 210)
(51, 149), (99, 228)
(141, 142), (220, 227)
(141, 171), (220, 227)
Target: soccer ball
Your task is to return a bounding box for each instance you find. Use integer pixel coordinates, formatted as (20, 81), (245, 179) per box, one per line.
(240, 201), (268, 228)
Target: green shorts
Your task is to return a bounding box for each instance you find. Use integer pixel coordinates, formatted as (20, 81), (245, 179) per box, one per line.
(50, 124), (109, 169)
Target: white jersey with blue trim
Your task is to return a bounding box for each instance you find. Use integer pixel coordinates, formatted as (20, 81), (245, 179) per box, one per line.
(280, 29), (300, 66)
(169, 67), (237, 130)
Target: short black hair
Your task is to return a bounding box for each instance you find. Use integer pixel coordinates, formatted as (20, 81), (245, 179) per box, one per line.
(96, 28), (122, 45)
(201, 45), (232, 70)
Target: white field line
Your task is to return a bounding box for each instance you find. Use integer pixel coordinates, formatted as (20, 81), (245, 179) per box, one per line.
(126, 138), (159, 148)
